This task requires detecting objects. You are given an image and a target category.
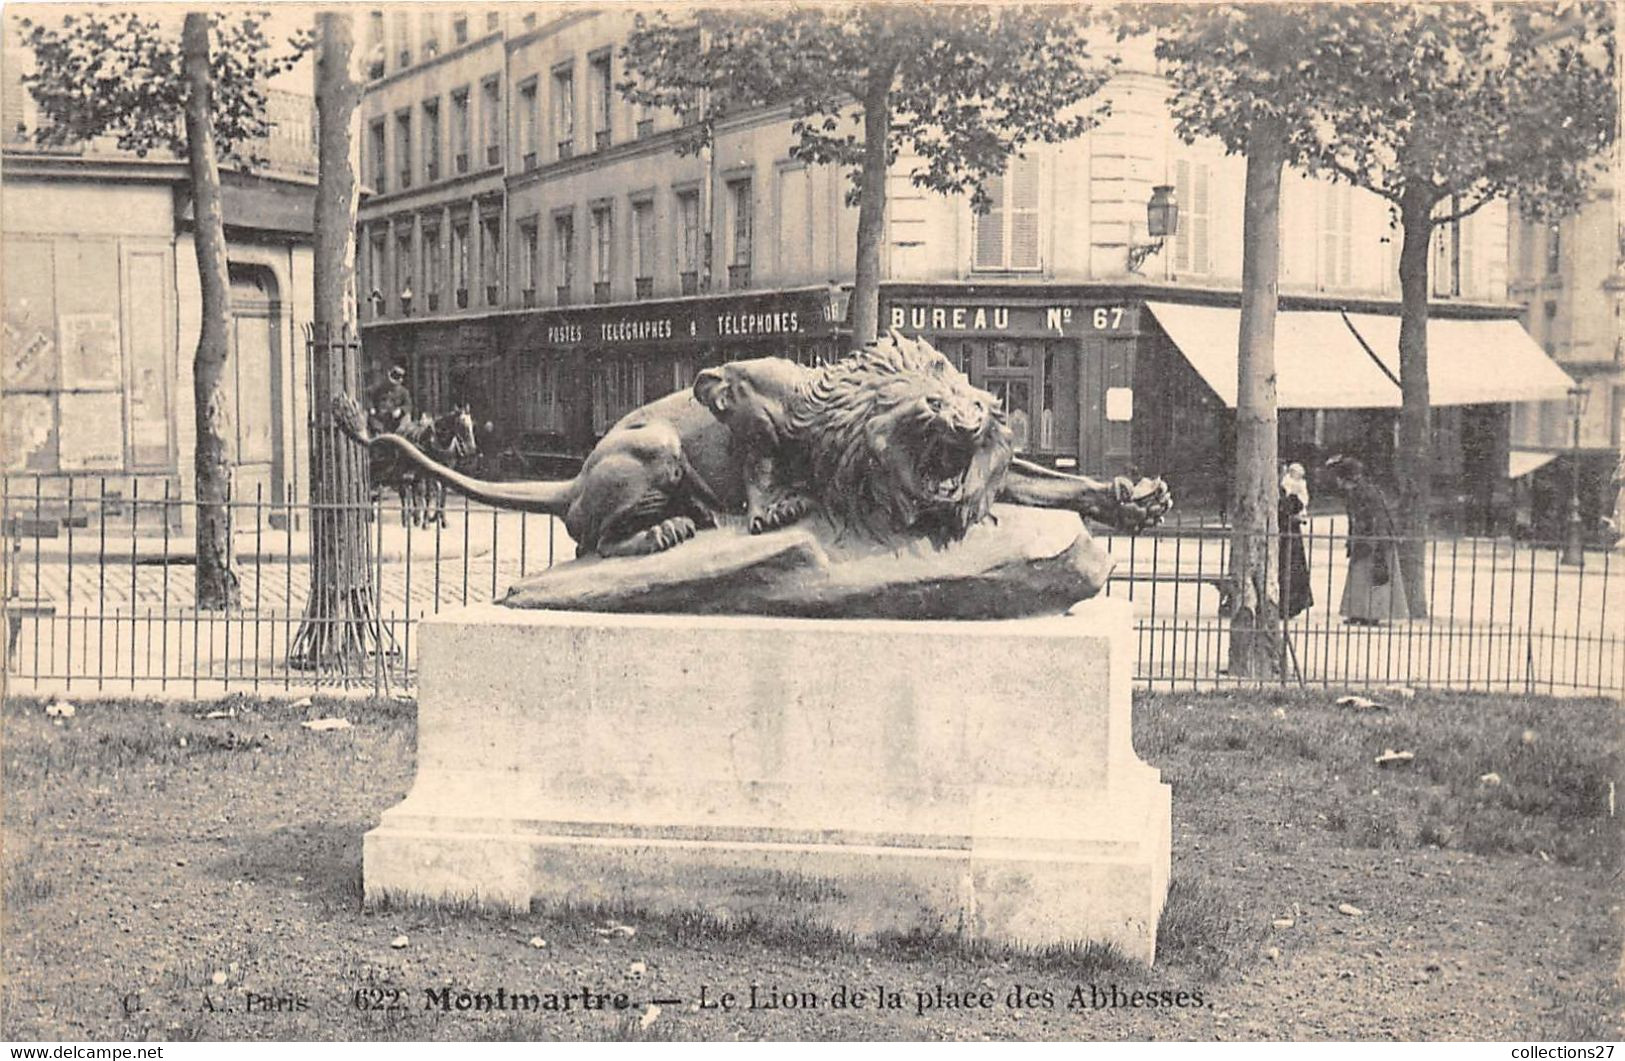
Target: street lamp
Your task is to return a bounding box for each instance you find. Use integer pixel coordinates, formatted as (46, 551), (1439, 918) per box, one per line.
(1561, 383), (1590, 567)
(1127, 185), (1179, 274)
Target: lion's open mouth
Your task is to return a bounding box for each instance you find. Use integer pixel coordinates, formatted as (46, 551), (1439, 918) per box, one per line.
(919, 434), (978, 502)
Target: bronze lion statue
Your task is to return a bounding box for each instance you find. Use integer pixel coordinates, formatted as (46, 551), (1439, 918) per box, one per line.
(338, 331), (1171, 557)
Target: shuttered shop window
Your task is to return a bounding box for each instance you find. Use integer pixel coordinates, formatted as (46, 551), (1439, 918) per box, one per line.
(972, 155), (1041, 272)
(1173, 159), (1210, 275)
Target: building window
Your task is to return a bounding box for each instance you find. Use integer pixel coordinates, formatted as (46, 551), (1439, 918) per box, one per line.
(1321, 182), (1351, 289)
(392, 11), (410, 69)
(422, 98), (441, 182)
(726, 178), (752, 289)
(368, 230), (387, 317)
(1547, 221), (1563, 276)
(419, 12), (439, 58)
(972, 154), (1041, 272)
(421, 221), (442, 311)
(518, 219), (539, 304)
(553, 212), (575, 303)
(591, 204), (613, 302)
(486, 11), (499, 32)
(452, 14), (468, 45)
(519, 79), (539, 170)
(589, 51), (613, 151)
(592, 359), (645, 436)
(395, 226), (414, 311)
(518, 356), (563, 433)
(368, 118), (387, 193)
(367, 12), (386, 79)
(451, 219), (470, 307)
(395, 110), (413, 190)
(632, 199), (655, 298)
(553, 64), (575, 160)
(1171, 158), (1210, 276)
(480, 212), (502, 305)
(676, 189), (701, 293)
(451, 88), (470, 174)
(481, 77), (501, 167)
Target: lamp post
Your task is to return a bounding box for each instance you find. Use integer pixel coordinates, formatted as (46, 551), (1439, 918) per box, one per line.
(1561, 383), (1590, 567)
(1127, 184), (1179, 274)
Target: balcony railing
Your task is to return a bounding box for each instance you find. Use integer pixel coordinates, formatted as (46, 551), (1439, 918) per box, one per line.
(728, 263), (751, 289)
(557, 140), (574, 161)
(680, 271), (699, 296)
(635, 277), (653, 299)
(594, 129), (611, 152)
(593, 281), (611, 304)
(556, 284), (572, 305)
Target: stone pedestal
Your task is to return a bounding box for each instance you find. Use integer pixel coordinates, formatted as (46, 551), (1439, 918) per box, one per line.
(363, 598), (1172, 962)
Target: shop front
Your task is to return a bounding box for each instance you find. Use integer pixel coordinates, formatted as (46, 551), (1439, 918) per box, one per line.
(361, 284), (848, 469)
(881, 293), (1142, 475)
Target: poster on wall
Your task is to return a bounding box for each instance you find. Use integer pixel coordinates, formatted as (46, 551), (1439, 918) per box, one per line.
(1, 394), (55, 471)
(57, 391), (125, 470)
(58, 311), (122, 390)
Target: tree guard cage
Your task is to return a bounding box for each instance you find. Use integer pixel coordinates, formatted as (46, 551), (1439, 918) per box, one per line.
(288, 324), (396, 677)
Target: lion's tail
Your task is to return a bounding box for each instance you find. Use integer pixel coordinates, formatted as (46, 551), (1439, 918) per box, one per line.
(366, 435), (575, 515)
(333, 395), (574, 515)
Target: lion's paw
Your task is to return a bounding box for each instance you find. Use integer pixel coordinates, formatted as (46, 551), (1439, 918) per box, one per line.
(749, 495), (812, 534)
(1110, 477), (1173, 533)
(599, 516), (698, 558)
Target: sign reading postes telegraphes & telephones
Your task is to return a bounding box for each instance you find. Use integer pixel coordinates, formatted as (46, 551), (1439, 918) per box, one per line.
(885, 302), (1140, 338)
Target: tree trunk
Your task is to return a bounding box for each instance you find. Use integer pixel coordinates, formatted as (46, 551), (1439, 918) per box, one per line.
(1396, 187), (1434, 618)
(182, 13), (239, 611)
(289, 10), (389, 674)
(849, 64), (896, 348)
(1227, 119), (1285, 679)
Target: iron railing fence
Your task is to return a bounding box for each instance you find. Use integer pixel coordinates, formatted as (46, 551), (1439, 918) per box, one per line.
(3, 473), (1620, 699)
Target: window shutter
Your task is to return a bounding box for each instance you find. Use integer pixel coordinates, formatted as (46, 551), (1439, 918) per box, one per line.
(778, 168), (810, 276)
(1009, 155), (1041, 270)
(1192, 163), (1210, 274)
(974, 172), (1005, 270)
(1459, 214), (1475, 296)
(1173, 160), (1192, 272)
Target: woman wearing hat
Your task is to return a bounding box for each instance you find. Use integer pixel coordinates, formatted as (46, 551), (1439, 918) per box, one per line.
(1278, 462), (1314, 620)
(1326, 455), (1409, 625)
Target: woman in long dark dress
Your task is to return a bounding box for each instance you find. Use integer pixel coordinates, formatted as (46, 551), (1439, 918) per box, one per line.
(1279, 462), (1314, 620)
(1327, 455), (1410, 625)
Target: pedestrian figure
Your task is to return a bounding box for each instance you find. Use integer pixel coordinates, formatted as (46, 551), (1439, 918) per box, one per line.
(368, 364), (413, 435)
(1326, 455), (1409, 625)
(1279, 462), (1314, 620)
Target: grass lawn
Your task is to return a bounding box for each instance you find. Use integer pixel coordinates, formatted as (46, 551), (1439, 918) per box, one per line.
(1, 687), (1619, 1041)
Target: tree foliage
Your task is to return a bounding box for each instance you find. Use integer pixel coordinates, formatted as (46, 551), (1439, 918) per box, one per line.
(20, 10), (310, 167)
(1295, 2), (1614, 224)
(620, 5), (1113, 212)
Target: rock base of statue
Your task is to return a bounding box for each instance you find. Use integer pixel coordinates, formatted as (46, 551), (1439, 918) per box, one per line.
(498, 504), (1114, 619)
(362, 596), (1173, 962)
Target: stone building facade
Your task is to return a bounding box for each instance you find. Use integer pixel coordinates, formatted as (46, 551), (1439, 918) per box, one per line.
(357, 9), (1571, 525)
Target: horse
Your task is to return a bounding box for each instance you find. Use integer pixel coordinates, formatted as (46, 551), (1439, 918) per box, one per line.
(371, 405), (478, 528)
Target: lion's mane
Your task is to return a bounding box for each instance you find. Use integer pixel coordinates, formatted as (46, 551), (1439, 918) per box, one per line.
(781, 332), (1014, 545)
